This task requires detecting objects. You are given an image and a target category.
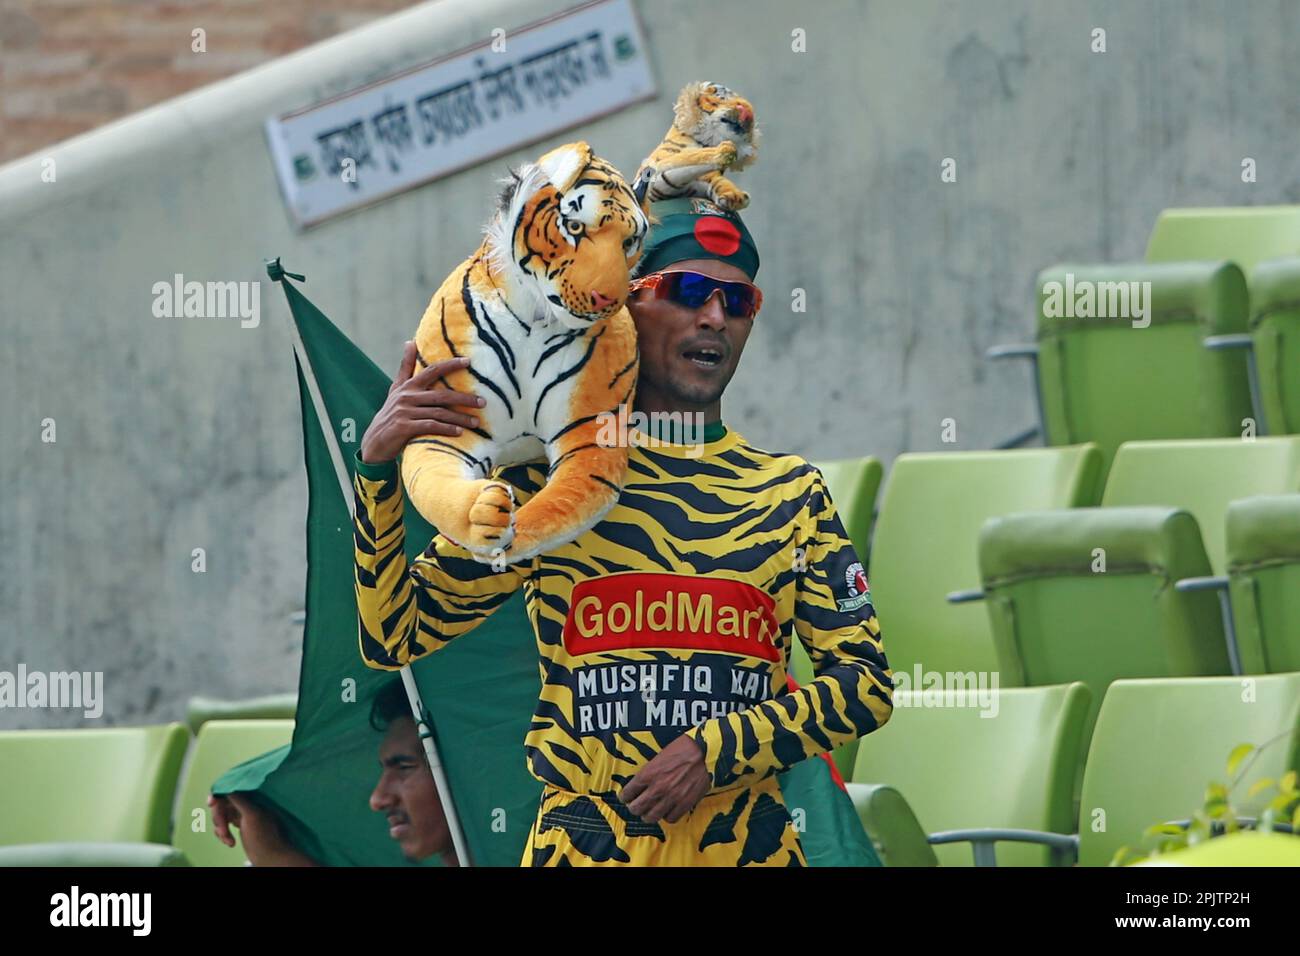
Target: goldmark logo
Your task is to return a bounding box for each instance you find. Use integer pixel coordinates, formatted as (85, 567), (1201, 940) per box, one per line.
(564, 573), (781, 661)
(50, 886), (151, 936)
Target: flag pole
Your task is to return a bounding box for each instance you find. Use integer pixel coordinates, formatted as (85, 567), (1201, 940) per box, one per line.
(268, 258), (474, 868)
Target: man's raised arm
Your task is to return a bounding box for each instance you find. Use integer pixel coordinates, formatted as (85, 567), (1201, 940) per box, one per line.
(352, 345), (525, 670)
(685, 471), (894, 788)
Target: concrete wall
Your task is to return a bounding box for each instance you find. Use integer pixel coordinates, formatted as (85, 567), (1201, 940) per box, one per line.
(0, 0), (418, 164)
(4, 0), (1300, 726)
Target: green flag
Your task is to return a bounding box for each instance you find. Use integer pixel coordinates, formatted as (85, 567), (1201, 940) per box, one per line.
(214, 261), (880, 868)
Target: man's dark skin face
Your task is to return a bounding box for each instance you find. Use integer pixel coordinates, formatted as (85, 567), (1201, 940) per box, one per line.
(627, 257), (756, 424)
(369, 716), (458, 865)
(358, 255), (762, 829)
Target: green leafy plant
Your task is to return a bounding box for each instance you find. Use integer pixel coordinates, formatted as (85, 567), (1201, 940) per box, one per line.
(1110, 731), (1300, 866)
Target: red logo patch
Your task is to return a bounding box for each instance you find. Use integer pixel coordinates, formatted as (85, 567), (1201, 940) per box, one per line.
(693, 216), (741, 256)
(563, 573), (780, 661)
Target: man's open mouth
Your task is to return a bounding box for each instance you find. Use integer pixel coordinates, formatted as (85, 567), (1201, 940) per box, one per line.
(683, 347), (724, 368)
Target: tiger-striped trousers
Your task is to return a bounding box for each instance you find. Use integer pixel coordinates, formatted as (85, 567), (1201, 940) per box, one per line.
(521, 777), (807, 867)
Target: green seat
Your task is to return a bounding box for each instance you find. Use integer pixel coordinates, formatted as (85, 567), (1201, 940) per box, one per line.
(812, 456), (884, 564)
(871, 446), (1104, 676)
(172, 719), (295, 866)
(1146, 205), (1300, 278)
(0, 724), (188, 845)
(185, 692), (298, 735)
(1135, 830), (1300, 867)
(844, 783), (938, 867)
(978, 507), (1230, 737)
(851, 683), (1091, 866)
(0, 842), (189, 867)
(1034, 262), (1251, 470)
(1101, 437), (1300, 574)
(1077, 674), (1300, 867)
(1243, 259), (1300, 434)
(1227, 495), (1300, 674)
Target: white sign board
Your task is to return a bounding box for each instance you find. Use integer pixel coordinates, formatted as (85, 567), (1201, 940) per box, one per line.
(265, 0), (656, 228)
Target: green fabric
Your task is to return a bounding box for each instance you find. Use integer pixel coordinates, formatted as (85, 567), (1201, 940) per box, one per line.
(352, 453), (397, 481)
(211, 277), (539, 867)
(637, 197), (760, 278)
(213, 268), (878, 867)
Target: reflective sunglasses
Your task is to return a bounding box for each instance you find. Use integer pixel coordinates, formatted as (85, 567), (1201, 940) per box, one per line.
(629, 269), (763, 319)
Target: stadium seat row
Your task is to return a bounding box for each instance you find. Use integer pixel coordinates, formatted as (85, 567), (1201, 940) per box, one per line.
(970, 438), (1300, 729)
(849, 673), (1300, 868)
(810, 437), (1300, 777)
(0, 700), (295, 867)
(6, 434), (1296, 866)
(992, 205), (1300, 464)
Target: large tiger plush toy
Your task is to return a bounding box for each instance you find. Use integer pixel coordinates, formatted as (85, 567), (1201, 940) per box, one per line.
(402, 141), (649, 567)
(637, 80), (759, 211)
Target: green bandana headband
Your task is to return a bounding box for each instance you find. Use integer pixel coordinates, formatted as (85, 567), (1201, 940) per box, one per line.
(634, 197), (760, 279)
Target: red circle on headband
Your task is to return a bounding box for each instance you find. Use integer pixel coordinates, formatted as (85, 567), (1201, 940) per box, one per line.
(694, 216), (741, 256)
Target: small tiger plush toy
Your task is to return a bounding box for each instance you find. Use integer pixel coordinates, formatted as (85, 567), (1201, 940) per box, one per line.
(637, 80), (759, 211)
(401, 141), (650, 566)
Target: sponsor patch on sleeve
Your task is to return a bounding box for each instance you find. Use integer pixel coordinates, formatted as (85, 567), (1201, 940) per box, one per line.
(837, 561), (872, 613)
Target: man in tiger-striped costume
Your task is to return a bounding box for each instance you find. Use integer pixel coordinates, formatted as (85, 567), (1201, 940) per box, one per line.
(353, 196), (893, 866)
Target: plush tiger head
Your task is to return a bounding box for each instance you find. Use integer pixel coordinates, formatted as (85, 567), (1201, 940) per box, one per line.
(672, 81), (759, 169)
(487, 141), (650, 332)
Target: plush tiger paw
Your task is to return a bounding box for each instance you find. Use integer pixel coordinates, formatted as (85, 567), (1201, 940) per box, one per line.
(715, 140), (738, 168)
(464, 480), (516, 556)
(712, 177), (749, 211)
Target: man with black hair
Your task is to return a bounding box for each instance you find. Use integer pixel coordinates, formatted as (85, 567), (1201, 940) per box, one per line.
(354, 195), (893, 866)
(208, 680), (458, 866)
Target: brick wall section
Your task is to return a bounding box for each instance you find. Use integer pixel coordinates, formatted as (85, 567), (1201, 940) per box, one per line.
(0, 0), (419, 164)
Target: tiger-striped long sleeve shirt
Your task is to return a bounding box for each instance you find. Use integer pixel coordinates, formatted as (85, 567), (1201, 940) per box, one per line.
(352, 427), (893, 796)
